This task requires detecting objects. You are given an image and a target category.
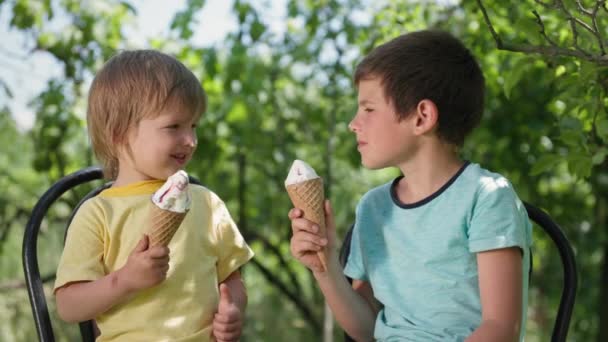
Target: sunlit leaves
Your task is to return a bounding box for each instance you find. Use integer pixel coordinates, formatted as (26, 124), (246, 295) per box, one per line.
(598, 116), (608, 142)
(503, 56), (535, 99)
(9, 0), (49, 29)
(531, 153), (563, 175)
(170, 0), (206, 40)
(591, 147), (607, 165)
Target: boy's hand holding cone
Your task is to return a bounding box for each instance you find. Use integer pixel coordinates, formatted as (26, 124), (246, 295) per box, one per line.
(285, 160), (328, 271)
(148, 170), (191, 247)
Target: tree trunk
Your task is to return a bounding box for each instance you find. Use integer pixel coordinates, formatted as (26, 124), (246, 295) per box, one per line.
(599, 242), (608, 342)
(598, 195), (608, 342)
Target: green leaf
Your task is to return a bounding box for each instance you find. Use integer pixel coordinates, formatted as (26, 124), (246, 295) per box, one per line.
(531, 154), (562, 175)
(250, 19), (266, 42)
(591, 148), (607, 165)
(559, 130), (585, 148)
(559, 116), (583, 131)
(568, 154), (593, 178)
(597, 116), (608, 142)
(579, 61), (597, 81)
(226, 101), (247, 123)
(503, 57), (531, 99)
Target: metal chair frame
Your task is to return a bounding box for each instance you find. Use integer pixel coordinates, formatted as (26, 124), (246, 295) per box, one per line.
(23, 166), (201, 341)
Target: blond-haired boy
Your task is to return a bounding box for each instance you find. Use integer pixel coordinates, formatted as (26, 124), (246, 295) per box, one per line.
(55, 50), (253, 342)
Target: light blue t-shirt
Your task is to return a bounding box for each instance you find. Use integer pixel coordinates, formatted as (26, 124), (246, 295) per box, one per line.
(344, 162), (532, 341)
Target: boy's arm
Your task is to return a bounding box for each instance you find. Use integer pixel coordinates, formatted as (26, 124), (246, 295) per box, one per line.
(56, 235), (170, 323)
(466, 247), (522, 342)
(291, 201), (377, 341)
(213, 271), (246, 342)
(313, 259), (377, 341)
(55, 272), (133, 323)
(219, 270), (247, 312)
(352, 279), (382, 316)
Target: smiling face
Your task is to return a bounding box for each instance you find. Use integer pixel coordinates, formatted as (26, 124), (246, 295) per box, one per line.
(114, 108), (199, 186)
(349, 77), (420, 170)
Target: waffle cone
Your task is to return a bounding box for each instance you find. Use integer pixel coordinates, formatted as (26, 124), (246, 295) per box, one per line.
(148, 204), (188, 247)
(286, 178), (327, 271)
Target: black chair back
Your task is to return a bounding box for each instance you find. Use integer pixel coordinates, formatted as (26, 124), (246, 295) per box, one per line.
(23, 167), (104, 342)
(23, 166), (202, 341)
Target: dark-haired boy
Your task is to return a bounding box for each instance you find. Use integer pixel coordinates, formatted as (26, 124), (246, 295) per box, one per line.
(289, 30), (531, 341)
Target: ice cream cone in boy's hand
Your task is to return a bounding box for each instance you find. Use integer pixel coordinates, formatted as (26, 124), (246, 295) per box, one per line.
(148, 170), (191, 247)
(285, 160), (327, 271)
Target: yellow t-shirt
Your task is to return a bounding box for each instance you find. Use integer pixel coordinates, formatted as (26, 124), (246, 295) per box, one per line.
(54, 180), (254, 341)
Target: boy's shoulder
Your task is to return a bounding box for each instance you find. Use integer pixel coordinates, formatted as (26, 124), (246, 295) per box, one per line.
(356, 163), (519, 207)
(189, 183), (226, 205)
(359, 178), (395, 206)
(189, 182), (212, 195)
(78, 194), (107, 210)
(461, 162), (515, 191)
(457, 163), (522, 207)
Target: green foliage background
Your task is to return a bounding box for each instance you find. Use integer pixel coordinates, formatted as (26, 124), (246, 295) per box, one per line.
(1, 0), (607, 341)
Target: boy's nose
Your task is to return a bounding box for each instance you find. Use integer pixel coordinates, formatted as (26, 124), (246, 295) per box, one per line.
(348, 116), (360, 133)
(184, 131), (197, 147)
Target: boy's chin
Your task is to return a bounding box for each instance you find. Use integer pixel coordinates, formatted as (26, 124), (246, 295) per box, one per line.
(361, 159), (388, 170)
(158, 168), (184, 180)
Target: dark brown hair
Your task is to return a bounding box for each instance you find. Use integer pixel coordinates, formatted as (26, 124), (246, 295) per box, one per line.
(354, 30), (485, 146)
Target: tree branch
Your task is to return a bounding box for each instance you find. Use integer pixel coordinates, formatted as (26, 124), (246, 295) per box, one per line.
(532, 10), (560, 47)
(476, 0), (608, 65)
(0, 207), (29, 244)
(476, 0), (504, 49)
(247, 230), (303, 295)
(576, 0), (593, 15)
(247, 257), (321, 331)
(555, 0), (605, 54)
(0, 273), (55, 292)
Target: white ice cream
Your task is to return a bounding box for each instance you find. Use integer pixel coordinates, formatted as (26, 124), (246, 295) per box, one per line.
(285, 160), (320, 186)
(152, 170), (191, 212)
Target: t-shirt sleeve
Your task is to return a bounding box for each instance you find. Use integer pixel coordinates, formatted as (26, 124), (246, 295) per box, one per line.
(343, 205), (368, 281)
(210, 195), (254, 283)
(54, 199), (106, 293)
(468, 178), (531, 253)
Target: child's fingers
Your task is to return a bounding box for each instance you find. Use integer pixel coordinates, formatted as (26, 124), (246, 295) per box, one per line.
(213, 314), (242, 341)
(291, 241), (323, 259)
(148, 245), (170, 258)
(291, 233), (327, 253)
(213, 312), (241, 325)
(148, 256), (170, 269)
(213, 327), (241, 341)
(291, 217), (320, 235)
(214, 332), (240, 342)
(288, 208), (304, 219)
(149, 252), (170, 263)
(132, 235), (149, 253)
(214, 331), (241, 342)
(154, 261), (170, 273)
(324, 200), (335, 230)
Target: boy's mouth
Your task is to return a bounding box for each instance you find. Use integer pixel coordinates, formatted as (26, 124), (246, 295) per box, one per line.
(172, 153), (189, 165)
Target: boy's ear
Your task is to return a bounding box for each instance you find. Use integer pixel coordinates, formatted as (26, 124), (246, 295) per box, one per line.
(413, 99), (439, 135)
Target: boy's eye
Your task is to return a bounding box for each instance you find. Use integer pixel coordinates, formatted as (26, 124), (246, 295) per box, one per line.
(166, 124), (179, 129)
(364, 108), (374, 113)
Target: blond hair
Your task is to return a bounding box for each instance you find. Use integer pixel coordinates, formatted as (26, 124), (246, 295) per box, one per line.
(87, 50), (206, 179)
